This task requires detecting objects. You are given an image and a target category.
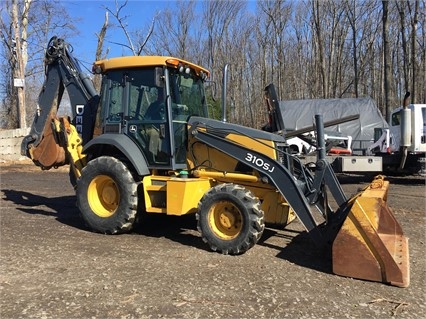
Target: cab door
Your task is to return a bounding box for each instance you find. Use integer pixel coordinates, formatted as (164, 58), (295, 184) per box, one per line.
(102, 68), (172, 168)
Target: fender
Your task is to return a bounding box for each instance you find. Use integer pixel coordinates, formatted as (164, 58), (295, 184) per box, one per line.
(83, 134), (150, 176)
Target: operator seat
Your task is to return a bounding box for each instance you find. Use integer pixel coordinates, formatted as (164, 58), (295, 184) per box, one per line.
(145, 88), (165, 120)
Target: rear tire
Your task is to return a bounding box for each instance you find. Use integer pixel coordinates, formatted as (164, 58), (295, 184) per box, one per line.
(76, 156), (138, 234)
(196, 183), (264, 255)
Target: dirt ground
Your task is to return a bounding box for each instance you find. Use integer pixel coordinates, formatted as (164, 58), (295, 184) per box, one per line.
(0, 160), (425, 319)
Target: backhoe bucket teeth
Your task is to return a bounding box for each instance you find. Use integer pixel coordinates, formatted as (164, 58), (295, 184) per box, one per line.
(332, 176), (410, 287)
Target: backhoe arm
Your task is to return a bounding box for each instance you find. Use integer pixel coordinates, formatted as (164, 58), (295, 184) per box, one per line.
(21, 36), (99, 170)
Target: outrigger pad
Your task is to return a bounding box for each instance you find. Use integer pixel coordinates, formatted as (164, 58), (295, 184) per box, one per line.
(332, 177), (410, 287)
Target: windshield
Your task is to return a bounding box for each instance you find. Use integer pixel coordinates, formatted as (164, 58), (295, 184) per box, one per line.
(168, 68), (207, 118)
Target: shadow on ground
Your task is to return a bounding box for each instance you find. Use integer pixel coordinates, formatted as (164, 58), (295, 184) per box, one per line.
(2, 189), (84, 229)
(259, 226), (332, 274)
(1, 188), (205, 250)
(2, 188), (334, 276)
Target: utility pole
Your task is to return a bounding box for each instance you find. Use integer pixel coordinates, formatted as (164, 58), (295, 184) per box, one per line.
(11, 0), (30, 129)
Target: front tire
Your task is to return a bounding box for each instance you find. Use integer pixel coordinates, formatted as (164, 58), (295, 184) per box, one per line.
(76, 156), (139, 234)
(196, 183), (265, 255)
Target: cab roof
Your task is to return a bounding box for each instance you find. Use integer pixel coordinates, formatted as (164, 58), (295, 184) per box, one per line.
(93, 56), (210, 77)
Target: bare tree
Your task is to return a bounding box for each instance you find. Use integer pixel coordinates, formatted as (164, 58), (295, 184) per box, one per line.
(10, 0), (31, 128)
(93, 11), (109, 91)
(408, 0), (419, 103)
(396, 1), (410, 96)
(257, 0), (292, 97)
(3, 0), (425, 130)
(201, 0), (250, 125)
(1, 0), (78, 128)
(345, 0), (360, 97)
(382, 0), (392, 120)
(202, 1), (245, 78)
(311, 0), (327, 98)
(105, 0), (155, 56)
(290, 2), (312, 99)
(148, 0), (197, 59)
(419, 0), (426, 103)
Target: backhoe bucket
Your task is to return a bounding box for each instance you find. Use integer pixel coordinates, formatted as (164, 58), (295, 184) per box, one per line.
(26, 114), (68, 170)
(332, 176), (410, 287)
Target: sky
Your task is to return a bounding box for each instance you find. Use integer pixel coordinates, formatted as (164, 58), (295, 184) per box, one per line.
(61, 0), (176, 70)
(61, 0), (257, 71)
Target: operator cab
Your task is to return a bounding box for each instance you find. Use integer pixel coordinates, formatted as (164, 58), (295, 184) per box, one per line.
(95, 57), (209, 170)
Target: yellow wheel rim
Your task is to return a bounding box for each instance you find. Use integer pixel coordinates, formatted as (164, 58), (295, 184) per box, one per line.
(208, 201), (243, 240)
(88, 175), (119, 217)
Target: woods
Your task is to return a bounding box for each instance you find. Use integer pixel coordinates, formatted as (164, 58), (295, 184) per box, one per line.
(1, 0), (425, 129)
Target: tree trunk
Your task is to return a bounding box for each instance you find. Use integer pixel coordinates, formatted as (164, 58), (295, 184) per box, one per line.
(410, 0), (419, 103)
(396, 1), (409, 95)
(312, 0), (327, 98)
(348, 0), (359, 97)
(382, 0), (392, 121)
(94, 11), (109, 92)
(11, 0), (31, 128)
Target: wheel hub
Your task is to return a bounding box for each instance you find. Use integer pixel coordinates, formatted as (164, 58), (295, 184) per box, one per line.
(219, 209), (235, 229)
(88, 175), (119, 217)
(209, 201), (242, 240)
(101, 184), (118, 206)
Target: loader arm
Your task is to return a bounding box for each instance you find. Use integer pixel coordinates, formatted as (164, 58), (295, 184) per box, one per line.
(21, 36), (99, 170)
(188, 116), (336, 245)
(189, 115), (355, 243)
(189, 115), (409, 287)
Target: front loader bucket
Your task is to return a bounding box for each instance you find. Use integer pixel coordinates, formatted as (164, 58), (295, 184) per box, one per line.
(332, 176), (410, 287)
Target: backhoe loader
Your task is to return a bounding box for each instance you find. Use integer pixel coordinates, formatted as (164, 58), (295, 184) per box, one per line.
(22, 37), (409, 287)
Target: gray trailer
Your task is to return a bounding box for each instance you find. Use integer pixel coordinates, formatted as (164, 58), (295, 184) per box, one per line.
(275, 95), (425, 174)
(279, 97), (388, 154)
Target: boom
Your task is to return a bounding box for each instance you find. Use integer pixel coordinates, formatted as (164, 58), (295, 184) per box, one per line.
(188, 115), (348, 244)
(21, 36), (99, 169)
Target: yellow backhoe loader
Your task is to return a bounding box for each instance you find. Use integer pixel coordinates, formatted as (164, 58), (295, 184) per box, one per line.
(22, 37), (409, 287)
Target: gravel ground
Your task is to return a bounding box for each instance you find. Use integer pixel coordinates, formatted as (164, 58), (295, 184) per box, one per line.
(1, 161), (425, 319)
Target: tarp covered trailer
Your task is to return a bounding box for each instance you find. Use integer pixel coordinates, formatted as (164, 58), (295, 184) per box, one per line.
(279, 97), (388, 155)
